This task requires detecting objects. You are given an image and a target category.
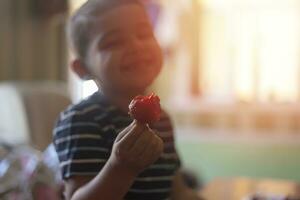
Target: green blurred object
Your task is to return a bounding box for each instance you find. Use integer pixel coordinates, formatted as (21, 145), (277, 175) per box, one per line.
(177, 136), (300, 183)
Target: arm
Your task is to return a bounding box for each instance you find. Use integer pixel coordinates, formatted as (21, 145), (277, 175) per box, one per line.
(171, 170), (203, 200)
(64, 160), (136, 200)
(64, 121), (164, 200)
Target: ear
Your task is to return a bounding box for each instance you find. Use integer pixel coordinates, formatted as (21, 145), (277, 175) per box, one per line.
(71, 59), (92, 80)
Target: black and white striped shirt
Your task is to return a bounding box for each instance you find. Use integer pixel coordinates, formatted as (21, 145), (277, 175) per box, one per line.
(53, 92), (180, 200)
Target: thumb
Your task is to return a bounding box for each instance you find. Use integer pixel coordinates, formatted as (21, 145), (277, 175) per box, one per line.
(115, 121), (135, 142)
(115, 120), (146, 143)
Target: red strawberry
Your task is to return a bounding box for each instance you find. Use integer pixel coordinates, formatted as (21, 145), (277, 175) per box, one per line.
(129, 93), (161, 124)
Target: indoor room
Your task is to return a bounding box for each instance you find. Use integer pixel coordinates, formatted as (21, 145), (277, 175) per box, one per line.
(1, 0), (300, 199)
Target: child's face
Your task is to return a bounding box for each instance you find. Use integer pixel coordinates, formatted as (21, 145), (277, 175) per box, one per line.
(86, 4), (163, 95)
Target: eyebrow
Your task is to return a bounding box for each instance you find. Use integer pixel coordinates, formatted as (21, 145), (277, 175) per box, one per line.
(98, 21), (152, 43)
(99, 29), (122, 43)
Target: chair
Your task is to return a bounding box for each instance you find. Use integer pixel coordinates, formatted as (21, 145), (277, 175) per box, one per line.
(0, 81), (71, 150)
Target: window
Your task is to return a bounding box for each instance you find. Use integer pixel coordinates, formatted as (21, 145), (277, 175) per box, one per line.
(197, 0), (300, 103)
(69, 0), (88, 11)
(164, 0), (300, 132)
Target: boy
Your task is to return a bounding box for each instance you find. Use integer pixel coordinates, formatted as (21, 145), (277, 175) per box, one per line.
(53, 0), (202, 199)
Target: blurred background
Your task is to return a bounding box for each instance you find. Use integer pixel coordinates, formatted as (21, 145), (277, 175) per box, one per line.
(1, 0), (300, 188)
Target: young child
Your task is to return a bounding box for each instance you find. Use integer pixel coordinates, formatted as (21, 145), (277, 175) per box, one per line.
(53, 0), (201, 199)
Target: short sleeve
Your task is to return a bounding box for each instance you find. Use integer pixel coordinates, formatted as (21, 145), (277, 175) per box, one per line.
(53, 107), (111, 179)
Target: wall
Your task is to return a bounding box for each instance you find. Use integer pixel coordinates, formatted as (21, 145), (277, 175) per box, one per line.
(0, 0), (67, 81)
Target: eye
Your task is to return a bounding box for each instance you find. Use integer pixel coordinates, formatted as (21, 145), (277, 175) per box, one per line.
(99, 38), (126, 49)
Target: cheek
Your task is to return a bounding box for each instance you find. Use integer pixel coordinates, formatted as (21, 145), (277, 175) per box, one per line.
(95, 50), (125, 89)
(147, 41), (163, 66)
(155, 46), (163, 67)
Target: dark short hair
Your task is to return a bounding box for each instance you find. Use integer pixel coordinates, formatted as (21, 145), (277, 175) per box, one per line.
(67, 0), (143, 62)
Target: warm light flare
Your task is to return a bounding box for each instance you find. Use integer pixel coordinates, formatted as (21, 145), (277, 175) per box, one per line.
(257, 12), (300, 102)
(70, 0), (88, 12)
(200, 0), (300, 102)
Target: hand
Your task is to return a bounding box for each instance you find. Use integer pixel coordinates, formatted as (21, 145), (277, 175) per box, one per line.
(108, 120), (164, 176)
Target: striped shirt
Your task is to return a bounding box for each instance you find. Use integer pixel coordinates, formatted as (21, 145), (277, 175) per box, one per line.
(53, 92), (181, 200)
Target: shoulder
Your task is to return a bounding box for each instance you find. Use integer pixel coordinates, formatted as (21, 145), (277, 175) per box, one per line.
(53, 92), (115, 141)
(61, 92), (108, 120)
(52, 93), (116, 180)
(55, 92), (113, 127)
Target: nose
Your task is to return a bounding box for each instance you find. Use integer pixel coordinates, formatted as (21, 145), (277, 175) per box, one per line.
(127, 36), (144, 54)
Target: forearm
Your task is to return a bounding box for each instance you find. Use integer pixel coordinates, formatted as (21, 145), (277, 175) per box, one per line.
(70, 159), (136, 200)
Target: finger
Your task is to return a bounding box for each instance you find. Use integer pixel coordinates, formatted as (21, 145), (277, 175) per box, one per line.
(150, 129), (162, 140)
(149, 137), (164, 161)
(117, 120), (146, 148)
(115, 121), (135, 142)
(128, 128), (152, 156)
(141, 135), (163, 164)
(137, 135), (156, 162)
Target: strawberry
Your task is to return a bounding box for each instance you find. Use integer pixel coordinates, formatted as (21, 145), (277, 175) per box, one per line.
(129, 93), (161, 124)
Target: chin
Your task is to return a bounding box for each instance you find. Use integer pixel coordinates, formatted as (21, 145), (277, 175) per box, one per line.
(124, 79), (153, 94)
(136, 75), (157, 88)
(119, 67), (160, 93)
(129, 83), (150, 93)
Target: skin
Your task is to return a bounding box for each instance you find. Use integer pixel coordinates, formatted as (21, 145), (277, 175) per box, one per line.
(65, 121), (164, 200)
(68, 4), (202, 200)
(72, 4), (163, 113)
